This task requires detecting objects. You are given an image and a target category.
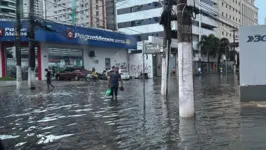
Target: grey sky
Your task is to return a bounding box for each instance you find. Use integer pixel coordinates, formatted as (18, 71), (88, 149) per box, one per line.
(255, 0), (266, 25)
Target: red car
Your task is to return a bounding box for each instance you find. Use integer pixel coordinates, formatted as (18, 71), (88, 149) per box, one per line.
(56, 68), (89, 81)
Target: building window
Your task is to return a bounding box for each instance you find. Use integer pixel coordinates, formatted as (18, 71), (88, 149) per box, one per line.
(230, 33), (231, 37)
(229, 6), (231, 10)
(233, 17), (234, 20)
(222, 31), (224, 35)
(222, 12), (224, 16)
(229, 15), (231, 19)
(222, 2), (223, 6)
(226, 4), (227, 8)
(226, 32), (228, 36)
(226, 14), (228, 17)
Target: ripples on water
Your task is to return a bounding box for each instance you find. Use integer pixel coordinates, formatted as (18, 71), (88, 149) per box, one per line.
(0, 75), (266, 149)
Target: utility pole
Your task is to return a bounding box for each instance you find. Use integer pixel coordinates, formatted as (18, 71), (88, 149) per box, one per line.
(16, 0), (22, 89)
(28, 0), (36, 89)
(159, 0), (173, 97)
(177, 0), (194, 118)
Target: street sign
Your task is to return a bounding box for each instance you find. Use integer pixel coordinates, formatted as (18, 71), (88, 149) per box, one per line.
(144, 44), (162, 54)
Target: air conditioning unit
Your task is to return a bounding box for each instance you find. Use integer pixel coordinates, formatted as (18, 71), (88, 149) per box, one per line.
(89, 51), (95, 57)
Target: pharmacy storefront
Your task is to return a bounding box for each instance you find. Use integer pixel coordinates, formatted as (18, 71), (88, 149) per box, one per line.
(0, 21), (137, 80)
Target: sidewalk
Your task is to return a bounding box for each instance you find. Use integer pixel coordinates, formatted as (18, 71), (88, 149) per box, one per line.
(0, 80), (89, 88)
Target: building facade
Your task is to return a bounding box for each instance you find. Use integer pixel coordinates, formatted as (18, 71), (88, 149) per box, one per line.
(0, 0), (44, 20)
(45, 0), (106, 28)
(0, 20), (137, 80)
(0, 0), (16, 19)
(116, 0), (219, 74)
(105, 0), (117, 30)
(217, 0), (258, 42)
(23, 0), (43, 19)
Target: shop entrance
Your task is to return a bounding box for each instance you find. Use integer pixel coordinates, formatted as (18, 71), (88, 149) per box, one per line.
(1, 42), (41, 80)
(48, 47), (83, 79)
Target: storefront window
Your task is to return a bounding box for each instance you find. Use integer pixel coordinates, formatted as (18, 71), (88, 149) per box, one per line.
(6, 46), (38, 80)
(48, 48), (83, 78)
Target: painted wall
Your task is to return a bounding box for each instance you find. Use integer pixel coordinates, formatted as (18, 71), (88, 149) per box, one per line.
(240, 25), (266, 86)
(129, 53), (153, 78)
(83, 47), (128, 72)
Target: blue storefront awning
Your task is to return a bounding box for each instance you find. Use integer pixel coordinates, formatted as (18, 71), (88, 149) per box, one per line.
(0, 20), (137, 49)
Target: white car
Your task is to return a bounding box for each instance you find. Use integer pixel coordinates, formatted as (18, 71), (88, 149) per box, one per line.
(119, 69), (130, 80)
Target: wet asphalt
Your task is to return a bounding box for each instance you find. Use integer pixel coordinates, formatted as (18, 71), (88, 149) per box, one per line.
(0, 74), (266, 150)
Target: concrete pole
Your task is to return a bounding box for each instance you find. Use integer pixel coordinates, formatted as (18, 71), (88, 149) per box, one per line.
(177, 0), (195, 118)
(16, 0), (22, 89)
(28, 0), (36, 89)
(161, 32), (167, 96)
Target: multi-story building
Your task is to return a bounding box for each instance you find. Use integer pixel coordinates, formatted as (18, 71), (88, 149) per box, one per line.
(23, 0), (43, 18)
(116, 0), (218, 46)
(116, 0), (219, 75)
(45, 0), (106, 28)
(0, 0), (44, 20)
(0, 0), (16, 19)
(217, 0), (258, 42)
(105, 0), (117, 30)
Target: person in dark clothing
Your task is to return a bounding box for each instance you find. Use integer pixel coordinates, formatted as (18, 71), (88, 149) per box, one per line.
(45, 68), (54, 90)
(108, 67), (123, 100)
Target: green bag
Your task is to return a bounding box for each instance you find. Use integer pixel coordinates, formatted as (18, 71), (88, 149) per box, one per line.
(105, 89), (111, 96)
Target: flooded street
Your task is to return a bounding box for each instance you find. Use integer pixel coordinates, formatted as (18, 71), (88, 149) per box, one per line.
(1, 74), (266, 150)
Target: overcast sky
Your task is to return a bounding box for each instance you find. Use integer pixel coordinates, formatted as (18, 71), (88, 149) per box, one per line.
(255, 0), (266, 25)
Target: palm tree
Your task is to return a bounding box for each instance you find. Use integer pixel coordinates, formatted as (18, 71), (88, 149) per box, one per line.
(197, 34), (220, 72)
(218, 38), (230, 72)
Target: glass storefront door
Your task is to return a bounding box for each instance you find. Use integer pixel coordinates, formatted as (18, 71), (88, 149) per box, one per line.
(48, 48), (83, 78)
(5, 46), (38, 80)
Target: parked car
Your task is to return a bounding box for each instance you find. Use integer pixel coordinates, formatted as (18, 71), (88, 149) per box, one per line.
(56, 68), (89, 81)
(119, 69), (130, 80)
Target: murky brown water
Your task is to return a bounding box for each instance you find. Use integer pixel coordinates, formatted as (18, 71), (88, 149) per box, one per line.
(0, 74), (266, 150)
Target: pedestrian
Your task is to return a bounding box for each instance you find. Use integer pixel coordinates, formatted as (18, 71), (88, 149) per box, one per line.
(45, 68), (54, 90)
(108, 67), (123, 100)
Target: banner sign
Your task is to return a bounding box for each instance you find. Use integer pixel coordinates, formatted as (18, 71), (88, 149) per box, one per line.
(0, 21), (137, 49)
(144, 44), (162, 54)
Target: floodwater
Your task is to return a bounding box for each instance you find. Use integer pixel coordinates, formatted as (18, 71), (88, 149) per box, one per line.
(0, 74), (266, 150)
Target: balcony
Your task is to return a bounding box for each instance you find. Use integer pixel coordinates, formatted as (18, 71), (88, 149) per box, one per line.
(2, 0), (15, 3)
(0, 5), (16, 11)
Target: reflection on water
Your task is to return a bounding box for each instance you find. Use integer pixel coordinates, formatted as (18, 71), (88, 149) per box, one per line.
(0, 74), (265, 149)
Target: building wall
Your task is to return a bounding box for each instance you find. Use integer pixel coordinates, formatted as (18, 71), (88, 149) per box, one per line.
(129, 53), (153, 78)
(217, 0), (258, 42)
(23, 0), (43, 18)
(83, 47), (128, 72)
(0, 0), (16, 19)
(240, 25), (266, 86)
(40, 42), (127, 80)
(106, 0), (116, 30)
(46, 0), (105, 28)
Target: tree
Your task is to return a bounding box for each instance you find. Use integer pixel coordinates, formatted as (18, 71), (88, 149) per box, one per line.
(197, 34), (220, 72)
(218, 38), (230, 72)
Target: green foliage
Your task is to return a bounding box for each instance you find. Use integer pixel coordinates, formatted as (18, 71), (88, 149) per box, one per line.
(0, 77), (16, 81)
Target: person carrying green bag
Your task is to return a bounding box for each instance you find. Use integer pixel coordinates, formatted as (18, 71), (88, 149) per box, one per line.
(108, 67), (123, 100)
(105, 88), (111, 96)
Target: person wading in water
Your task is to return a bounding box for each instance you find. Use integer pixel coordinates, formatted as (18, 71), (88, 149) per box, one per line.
(108, 67), (123, 100)
(45, 68), (54, 90)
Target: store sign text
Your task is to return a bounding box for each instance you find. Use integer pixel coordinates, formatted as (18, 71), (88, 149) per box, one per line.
(4, 28), (27, 36)
(74, 32), (130, 45)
